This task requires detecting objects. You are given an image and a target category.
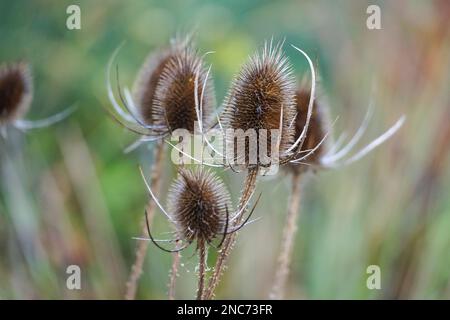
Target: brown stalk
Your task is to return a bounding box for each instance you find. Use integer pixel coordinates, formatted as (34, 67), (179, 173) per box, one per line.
(125, 140), (164, 300)
(168, 246), (181, 300)
(204, 168), (258, 299)
(269, 171), (302, 299)
(166, 138), (187, 300)
(197, 239), (207, 300)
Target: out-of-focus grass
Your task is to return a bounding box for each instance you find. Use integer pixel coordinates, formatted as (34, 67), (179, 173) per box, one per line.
(0, 0), (449, 299)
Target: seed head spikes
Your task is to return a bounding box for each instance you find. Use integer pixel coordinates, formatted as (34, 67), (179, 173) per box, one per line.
(0, 62), (32, 125)
(0, 62), (75, 137)
(106, 37), (215, 152)
(221, 40), (296, 170)
(285, 87), (332, 172)
(138, 167), (260, 252)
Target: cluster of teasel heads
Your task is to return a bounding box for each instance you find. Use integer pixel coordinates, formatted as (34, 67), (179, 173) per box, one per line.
(0, 62), (74, 138)
(107, 36), (404, 300)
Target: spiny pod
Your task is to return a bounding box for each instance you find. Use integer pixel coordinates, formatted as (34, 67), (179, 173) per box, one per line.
(167, 168), (232, 245)
(107, 37), (215, 144)
(140, 167), (259, 252)
(286, 84), (406, 169)
(221, 41), (296, 170)
(288, 87), (331, 172)
(0, 62), (32, 125)
(0, 62), (74, 135)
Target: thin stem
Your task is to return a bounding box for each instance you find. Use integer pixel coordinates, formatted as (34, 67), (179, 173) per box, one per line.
(125, 140), (165, 300)
(204, 168), (258, 299)
(269, 171), (302, 299)
(168, 244), (181, 300)
(197, 239), (207, 300)
(167, 138), (185, 300)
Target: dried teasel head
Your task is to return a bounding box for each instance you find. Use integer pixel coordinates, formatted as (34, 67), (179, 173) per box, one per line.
(107, 37), (215, 145)
(0, 62), (32, 125)
(288, 87), (332, 172)
(139, 167), (260, 252)
(137, 41), (214, 133)
(167, 168), (231, 245)
(287, 85), (406, 169)
(221, 41), (296, 169)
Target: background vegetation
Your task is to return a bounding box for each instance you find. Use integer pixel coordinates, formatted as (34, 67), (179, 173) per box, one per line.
(0, 0), (449, 299)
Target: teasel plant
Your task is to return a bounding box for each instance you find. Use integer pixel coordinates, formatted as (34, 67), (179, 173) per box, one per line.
(269, 84), (406, 299)
(105, 36), (217, 299)
(0, 62), (75, 140)
(201, 41), (319, 299)
(137, 166), (261, 299)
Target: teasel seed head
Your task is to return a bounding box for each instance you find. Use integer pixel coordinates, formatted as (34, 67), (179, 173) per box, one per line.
(167, 168), (231, 245)
(133, 38), (215, 134)
(0, 62), (32, 125)
(289, 87), (331, 172)
(222, 41), (296, 168)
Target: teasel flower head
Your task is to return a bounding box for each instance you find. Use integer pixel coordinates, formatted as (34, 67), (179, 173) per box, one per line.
(287, 83), (406, 170)
(138, 167), (260, 252)
(287, 86), (332, 173)
(221, 41), (296, 170)
(0, 62), (32, 125)
(106, 37), (215, 152)
(167, 168), (231, 245)
(0, 62), (75, 137)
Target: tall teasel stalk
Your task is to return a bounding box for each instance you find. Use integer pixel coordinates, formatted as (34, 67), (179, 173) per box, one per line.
(204, 41), (299, 299)
(105, 36), (216, 299)
(0, 62), (75, 137)
(270, 87), (329, 299)
(270, 84), (405, 299)
(139, 167), (259, 300)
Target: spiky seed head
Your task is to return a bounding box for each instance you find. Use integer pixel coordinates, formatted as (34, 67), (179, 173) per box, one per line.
(167, 168), (231, 244)
(222, 42), (296, 168)
(134, 39), (214, 133)
(0, 62), (32, 124)
(133, 49), (174, 125)
(289, 88), (331, 171)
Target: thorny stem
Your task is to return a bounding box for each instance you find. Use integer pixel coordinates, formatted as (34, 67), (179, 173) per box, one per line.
(168, 245), (181, 300)
(269, 171), (302, 299)
(204, 168), (258, 299)
(197, 239), (207, 300)
(125, 141), (165, 300)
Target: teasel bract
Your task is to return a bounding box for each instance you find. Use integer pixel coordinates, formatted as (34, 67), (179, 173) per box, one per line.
(270, 84), (405, 299)
(109, 36), (218, 299)
(139, 167), (260, 300)
(0, 62), (74, 138)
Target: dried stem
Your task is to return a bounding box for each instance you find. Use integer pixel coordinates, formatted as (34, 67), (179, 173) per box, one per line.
(269, 171), (301, 299)
(197, 239), (207, 300)
(125, 141), (165, 300)
(269, 171), (302, 299)
(204, 168), (258, 299)
(168, 248), (181, 300)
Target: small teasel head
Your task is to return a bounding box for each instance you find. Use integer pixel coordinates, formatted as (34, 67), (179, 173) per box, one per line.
(167, 168), (231, 245)
(222, 41), (296, 170)
(287, 83), (406, 169)
(151, 42), (214, 134)
(140, 166), (261, 252)
(108, 36), (215, 141)
(288, 86), (332, 172)
(0, 62), (32, 125)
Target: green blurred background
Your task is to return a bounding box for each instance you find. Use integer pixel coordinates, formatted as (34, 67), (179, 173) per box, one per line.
(0, 0), (449, 299)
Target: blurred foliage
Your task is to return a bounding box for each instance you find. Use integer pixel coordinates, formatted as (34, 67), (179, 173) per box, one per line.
(0, 0), (449, 299)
